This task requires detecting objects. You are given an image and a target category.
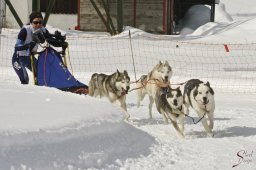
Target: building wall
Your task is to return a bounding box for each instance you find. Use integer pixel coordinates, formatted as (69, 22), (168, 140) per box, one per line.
(46, 14), (77, 30)
(135, 1), (163, 33)
(80, 0), (106, 32)
(80, 0), (164, 33)
(5, 0), (77, 30)
(5, 0), (30, 28)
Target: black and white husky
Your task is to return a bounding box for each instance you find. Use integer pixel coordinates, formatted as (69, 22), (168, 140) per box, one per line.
(155, 86), (185, 138)
(136, 61), (173, 119)
(88, 70), (131, 121)
(183, 79), (215, 137)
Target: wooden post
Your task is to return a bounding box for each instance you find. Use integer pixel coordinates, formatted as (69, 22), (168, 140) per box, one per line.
(133, 0), (136, 27)
(90, 0), (113, 34)
(32, 0), (40, 12)
(101, 0), (116, 34)
(162, 0), (167, 34)
(210, 0), (215, 22)
(117, 0), (123, 33)
(4, 0), (23, 28)
(75, 0), (81, 30)
(169, 0), (174, 34)
(43, 0), (56, 26)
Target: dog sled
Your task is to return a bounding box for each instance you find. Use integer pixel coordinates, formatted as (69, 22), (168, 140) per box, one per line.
(31, 30), (88, 95)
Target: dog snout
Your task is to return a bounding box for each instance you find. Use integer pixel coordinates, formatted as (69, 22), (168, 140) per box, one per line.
(126, 86), (130, 91)
(173, 99), (178, 106)
(203, 97), (207, 103)
(164, 76), (169, 82)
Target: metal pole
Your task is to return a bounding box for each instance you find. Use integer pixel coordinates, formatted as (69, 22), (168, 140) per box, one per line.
(117, 0), (123, 33)
(43, 0), (56, 26)
(4, 0), (23, 28)
(32, 0), (40, 12)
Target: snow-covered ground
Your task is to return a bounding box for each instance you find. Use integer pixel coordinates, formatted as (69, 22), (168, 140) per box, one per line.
(0, 1), (256, 170)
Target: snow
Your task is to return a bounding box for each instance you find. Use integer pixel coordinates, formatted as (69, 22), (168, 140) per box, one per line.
(1, 0), (256, 170)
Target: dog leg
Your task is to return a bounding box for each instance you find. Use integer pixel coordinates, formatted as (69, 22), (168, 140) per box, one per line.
(136, 90), (146, 108)
(208, 112), (214, 130)
(118, 98), (130, 122)
(169, 118), (185, 138)
(200, 117), (213, 137)
(162, 111), (169, 124)
(183, 105), (190, 115)
(165, 112), (184, 138)
(178, 115), (185, 133)
(148, 96), (154, 119)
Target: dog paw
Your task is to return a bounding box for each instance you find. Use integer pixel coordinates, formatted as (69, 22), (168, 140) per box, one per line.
(123, 116), (130, 123)
(207, 132), (214, 138)
(163, 121), (169, 125)
(178, 133), (185, 139)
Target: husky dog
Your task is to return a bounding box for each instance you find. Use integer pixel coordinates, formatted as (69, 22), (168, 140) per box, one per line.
(155, 86), (185, 138)
(136, 61), (173, 119)
(88, 70), (131, 121)
(183, 79), (215, 137)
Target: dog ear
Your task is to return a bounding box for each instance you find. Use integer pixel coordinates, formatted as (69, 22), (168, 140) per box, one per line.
(124, 70), (130, 80)
(115, 69), (120, 79)
(177, 87), (182, 96)
(209, 87), (215, 95)
(206, 81), (210, 87)
(205, 81), (214, 95)
(193, 88), (198, 98)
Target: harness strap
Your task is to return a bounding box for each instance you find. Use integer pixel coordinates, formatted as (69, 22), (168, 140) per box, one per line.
(185, 105), (208, 124)
(129, 78), (170, 92)
(185, 112), (206, 124)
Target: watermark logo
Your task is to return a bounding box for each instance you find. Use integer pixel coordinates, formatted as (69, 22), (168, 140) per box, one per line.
(232, 150), (253, 168)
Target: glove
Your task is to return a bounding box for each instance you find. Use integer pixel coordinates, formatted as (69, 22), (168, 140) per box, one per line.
(29, 41), (37, 51)
(32, 29), (45, 44)
(62, 42), (68, 49)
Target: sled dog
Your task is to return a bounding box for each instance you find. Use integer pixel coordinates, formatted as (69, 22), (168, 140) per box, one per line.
(136, 61), (173, 119)
(89, 70), (131, 121)
(155, 86), (185, 138)
(183, 79), (215, 137)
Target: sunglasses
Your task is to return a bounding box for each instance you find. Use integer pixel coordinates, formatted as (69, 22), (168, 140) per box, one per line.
(32, 21), (42, 25)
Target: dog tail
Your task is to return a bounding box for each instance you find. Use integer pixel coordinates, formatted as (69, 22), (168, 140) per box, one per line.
(88, 73), (98, 96)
